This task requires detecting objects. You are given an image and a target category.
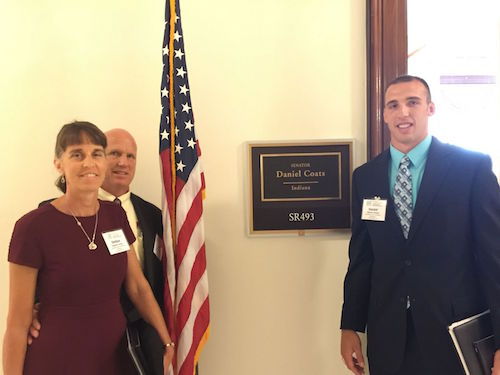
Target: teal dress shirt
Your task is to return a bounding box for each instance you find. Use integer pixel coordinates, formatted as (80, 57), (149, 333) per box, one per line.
(389, 135), (432, 207)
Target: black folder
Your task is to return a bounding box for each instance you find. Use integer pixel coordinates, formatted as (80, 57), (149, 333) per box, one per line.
(125, 323), (150, 375)
(448, 310), (495, 375)
(473, 335), (495, 375)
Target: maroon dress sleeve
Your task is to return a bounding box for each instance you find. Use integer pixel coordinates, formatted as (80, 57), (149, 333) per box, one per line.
(8, 212), (43, 269)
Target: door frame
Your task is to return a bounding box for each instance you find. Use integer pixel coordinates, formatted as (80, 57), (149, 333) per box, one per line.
(367, 0), (407, 159)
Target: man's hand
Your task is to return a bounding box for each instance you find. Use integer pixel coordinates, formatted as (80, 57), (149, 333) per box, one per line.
(27, 303), (41, 345)
(341, 329), (365, 375)
(492, 349), (500, 375)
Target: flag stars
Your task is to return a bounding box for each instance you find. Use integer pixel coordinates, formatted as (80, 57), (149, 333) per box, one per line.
(179, 84), (189, 95)
(173, 31), (182, 42)
(175, 49), (184, 59)
(161, 129), (169, 140)
(175, 143), (184, 154)
(176, 67), (187, 78)
(176, 160), (186, 172)
(161, 14), (199, 170)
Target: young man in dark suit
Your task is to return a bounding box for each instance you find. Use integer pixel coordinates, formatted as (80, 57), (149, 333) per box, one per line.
(340, 76), (500, 375)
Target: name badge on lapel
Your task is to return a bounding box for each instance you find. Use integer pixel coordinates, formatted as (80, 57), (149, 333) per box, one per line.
(362, 197), (387, 221)
(102, 229), (130, 255)
(153, 234), (163, 261)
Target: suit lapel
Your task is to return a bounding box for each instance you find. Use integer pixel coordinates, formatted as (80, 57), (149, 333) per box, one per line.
(407, 138), (454, 241)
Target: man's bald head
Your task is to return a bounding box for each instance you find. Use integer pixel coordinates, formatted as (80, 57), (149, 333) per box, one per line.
(105, 128), (137, 148)
(101, 128), (138, 196)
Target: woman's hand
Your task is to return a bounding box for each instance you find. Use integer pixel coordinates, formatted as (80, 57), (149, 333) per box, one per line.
(492, 349), (500, 375)
(163, 345), (175, 374)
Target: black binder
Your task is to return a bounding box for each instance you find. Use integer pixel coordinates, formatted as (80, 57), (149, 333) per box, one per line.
(448, 310), (495, 375)
(126, 323), (150, 375)
(473, 335), (495, 375)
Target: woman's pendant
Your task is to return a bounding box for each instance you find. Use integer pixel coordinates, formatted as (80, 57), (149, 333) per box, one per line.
(88, 242), (97, 250)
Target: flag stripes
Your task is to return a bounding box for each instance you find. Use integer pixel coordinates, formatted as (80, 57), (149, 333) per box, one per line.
(159, 0), (209, 374)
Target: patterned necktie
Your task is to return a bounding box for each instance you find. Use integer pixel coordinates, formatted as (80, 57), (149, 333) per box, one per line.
(394, 156), (413, 239)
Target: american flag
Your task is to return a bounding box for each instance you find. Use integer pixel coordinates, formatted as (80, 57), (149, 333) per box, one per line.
(159, 0), (210, 374)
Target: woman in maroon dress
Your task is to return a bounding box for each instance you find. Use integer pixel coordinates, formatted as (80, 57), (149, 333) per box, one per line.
(3, 122), (174, 375)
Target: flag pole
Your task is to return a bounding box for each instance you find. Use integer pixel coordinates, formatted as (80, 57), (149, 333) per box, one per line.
(168, 0), (177, 246)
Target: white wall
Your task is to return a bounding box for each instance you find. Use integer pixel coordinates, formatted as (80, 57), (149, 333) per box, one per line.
(0, 0), (366, 374)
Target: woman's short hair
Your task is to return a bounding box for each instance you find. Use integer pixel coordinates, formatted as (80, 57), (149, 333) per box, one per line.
(54, 121), (107, 192)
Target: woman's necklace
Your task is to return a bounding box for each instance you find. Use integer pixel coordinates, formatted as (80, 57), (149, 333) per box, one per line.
(68, 206), (99, 250)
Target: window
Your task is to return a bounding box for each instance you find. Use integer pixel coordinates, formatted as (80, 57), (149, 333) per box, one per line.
(408, 0), (500, 175)
(368, 0), (499, 176)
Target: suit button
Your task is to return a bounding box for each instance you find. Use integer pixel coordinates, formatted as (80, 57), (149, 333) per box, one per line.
(404, 260), (412, 266)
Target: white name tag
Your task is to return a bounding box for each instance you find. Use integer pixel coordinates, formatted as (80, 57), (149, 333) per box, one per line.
(153, 234), (163, 261)
(362, 197), (387, 221)
(102, 229), (130, 255)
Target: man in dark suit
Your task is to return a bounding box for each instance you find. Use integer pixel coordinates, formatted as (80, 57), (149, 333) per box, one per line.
(99, 128), (165, 375)
(340, 75), (500, 375)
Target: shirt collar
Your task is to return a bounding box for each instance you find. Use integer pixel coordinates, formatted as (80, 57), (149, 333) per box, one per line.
(390, 135), (432, 168)
(98, 188), (131, 204)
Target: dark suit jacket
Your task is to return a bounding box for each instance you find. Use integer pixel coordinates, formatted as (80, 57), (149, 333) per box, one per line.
(122, 193), (164, 375)
(341, 138), (500, 375)
(121, 193), (164, 322)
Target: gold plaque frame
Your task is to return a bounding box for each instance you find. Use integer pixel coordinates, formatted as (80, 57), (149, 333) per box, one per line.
(248, 140), (353, 235)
